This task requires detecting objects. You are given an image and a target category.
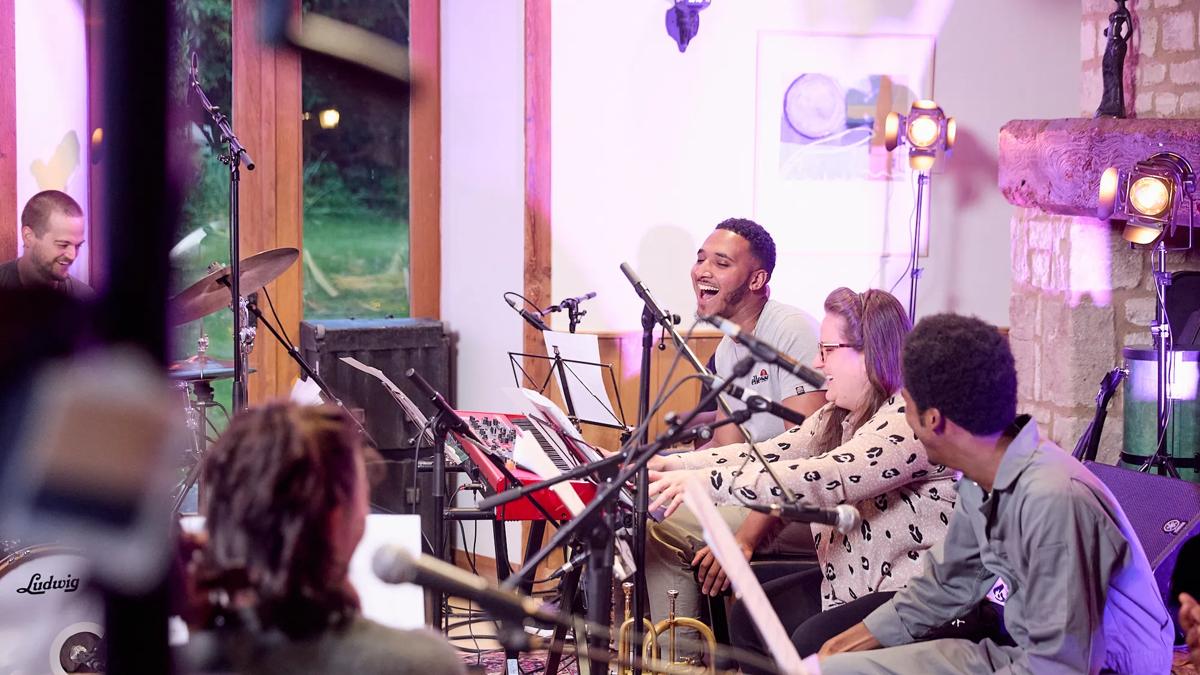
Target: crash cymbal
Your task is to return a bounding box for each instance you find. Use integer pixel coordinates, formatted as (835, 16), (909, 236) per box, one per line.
(170, 247), (299, 325)
(168, 364), (236, 381)
(167, 352), (235, 381)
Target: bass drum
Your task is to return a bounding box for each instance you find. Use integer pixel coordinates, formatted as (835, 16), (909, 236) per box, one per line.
(0, 545), (105, 674)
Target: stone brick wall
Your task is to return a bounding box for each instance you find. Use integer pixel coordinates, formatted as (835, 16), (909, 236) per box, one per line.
(1009, 0), (1200, 462)
(1082, 0), (1200, 116)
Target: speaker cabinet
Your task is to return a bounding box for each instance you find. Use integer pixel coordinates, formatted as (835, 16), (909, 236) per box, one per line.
(1084, 461), (1200, 637)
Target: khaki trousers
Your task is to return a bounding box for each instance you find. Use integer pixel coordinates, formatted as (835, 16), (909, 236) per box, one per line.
(643, 505), (814, 662)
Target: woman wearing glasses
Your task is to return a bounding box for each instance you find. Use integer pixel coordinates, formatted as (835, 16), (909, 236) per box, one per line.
(648, 288), (1001, 665)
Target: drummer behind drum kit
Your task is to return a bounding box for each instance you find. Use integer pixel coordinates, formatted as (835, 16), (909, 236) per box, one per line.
(0, 248), (299, 674)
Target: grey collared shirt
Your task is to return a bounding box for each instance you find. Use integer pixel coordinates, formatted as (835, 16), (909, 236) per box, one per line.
(863, 417), (1173, 674)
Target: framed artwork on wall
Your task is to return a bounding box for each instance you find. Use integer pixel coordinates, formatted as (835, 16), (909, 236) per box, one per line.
(754, 31), (936, 310)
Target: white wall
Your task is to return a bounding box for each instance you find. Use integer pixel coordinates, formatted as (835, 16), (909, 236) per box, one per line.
(549, 0), (1080, 330)
(922, 0), (1080, 319)
(440, 0), (526, 560)
(14, 0), (90, 281)
(441, 0), (1080, 555)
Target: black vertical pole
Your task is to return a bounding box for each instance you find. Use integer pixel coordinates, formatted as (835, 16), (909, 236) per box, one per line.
(99, 0), (177, 672)
(630, 304), (655, 675)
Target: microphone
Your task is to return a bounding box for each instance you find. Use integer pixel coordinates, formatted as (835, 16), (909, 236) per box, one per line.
(705, 376), (807, 429)
(745, 502), (861, 535)
(404, 368), (471, 435)
(539, 291), (597, 316)
(506, 296), (550, 331)
(546, 550), (589, 580)
(701, 315), (825, 390)
(373, 546), (563, 625)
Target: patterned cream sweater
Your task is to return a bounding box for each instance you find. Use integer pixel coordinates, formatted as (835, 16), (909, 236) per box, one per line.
(677, 395), (958, 609)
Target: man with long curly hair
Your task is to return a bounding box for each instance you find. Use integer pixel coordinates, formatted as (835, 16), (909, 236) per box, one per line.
(194, 403), (463, 674)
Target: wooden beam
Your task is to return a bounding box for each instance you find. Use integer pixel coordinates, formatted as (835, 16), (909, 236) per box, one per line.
(524, 0), (551, 376)
(999, 118), (1200, 218)
(233, 0), (303, 403)
(409, 0), (441, 320)
(84, 0), (106, 289)
(0, 0), (15, 260)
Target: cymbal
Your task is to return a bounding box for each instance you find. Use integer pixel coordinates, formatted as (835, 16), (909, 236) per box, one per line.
(170, 247), (299, 325)
(168, 365), (235, 381)
(168, 353), (234, 381)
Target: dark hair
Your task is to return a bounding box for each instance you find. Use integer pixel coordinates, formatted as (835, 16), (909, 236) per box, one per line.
(21, 190), (83, 236)
(199, 403), (368, 638)
(902, 313), (1017, 436)
(813, 288), (911, 452)
(715, 217), (776, 279)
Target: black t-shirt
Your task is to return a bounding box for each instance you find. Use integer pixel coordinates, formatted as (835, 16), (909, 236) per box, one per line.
(0, 258), (95, 300)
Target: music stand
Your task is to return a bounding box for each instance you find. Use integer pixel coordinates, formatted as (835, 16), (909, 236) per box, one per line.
(508, 348), (627, 433)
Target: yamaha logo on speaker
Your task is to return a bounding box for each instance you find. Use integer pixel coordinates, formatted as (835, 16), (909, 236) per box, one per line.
(15, 572), (80, 595)
(1163, 519), (1187, 535)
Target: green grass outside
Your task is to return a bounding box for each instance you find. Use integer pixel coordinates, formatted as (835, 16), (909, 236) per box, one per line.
(168, 209), (409, 431)
(303, 212), (410, 320)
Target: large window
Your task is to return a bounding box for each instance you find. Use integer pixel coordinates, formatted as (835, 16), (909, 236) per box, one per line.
(170, 0), (233, 407)
(301, 1), (411, 320)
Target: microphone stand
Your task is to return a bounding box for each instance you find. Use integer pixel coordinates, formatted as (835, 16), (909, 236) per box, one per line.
(190, 53), (256, 412)
(618, 265), (799, 674)
(499, 357), (756, 675)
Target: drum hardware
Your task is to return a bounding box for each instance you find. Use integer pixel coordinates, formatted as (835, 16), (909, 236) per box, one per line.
(617, 586), (717, 675)
(168, 333), (234, 515)
(170, 246), (299, 412)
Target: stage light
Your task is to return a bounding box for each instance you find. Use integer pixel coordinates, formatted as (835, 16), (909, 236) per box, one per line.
(1095, 151), (1197, 477)
(1129, 176), (1171, 216)
(318, 108), (341, 129)
(881, 99), (956, 320)
(1096, 152), (1195, 245)
(883, 99), (955, 171)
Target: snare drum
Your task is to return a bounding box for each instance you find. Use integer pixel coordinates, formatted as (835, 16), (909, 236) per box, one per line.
(0, 545), (105, 674)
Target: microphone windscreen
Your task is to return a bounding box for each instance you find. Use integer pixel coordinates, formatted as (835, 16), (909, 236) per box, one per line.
(372, 545), (418, 585)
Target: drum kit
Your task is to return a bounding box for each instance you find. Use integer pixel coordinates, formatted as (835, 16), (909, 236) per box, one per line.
(0, 248), (298, 674)
(166, 246), (300, 513)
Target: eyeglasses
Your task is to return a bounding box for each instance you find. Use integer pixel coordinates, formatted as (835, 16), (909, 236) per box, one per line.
(818, 342), (860, 360)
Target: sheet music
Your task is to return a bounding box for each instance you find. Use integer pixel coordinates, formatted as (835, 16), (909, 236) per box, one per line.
(338, 356), (465, 464)
(682, 479), (818, 675)
(541, 331), (622, 427)
(511, 430), (586, 517)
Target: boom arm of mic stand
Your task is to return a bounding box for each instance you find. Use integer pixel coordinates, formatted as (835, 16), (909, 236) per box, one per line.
(626, 276), (799, 501)
(644, 321), (799, 506)
(244, 297), (377, 447)
(189, 79), (255, 170)
(475, 452), (626, 511)
(502, 363), (752, 590)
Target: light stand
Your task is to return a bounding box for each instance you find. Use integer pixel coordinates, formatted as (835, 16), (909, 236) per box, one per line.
(1097, 151), (1196, 477)
(883, 100), (956, 321)
(1146, 242), (1181, 477)
(189, 53), (256, 411)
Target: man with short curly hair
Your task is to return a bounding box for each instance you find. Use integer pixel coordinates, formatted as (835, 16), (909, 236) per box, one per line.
(0, 190), (94, 299)
(644, 217), (822, 661)
(819, 313), (1173, 674)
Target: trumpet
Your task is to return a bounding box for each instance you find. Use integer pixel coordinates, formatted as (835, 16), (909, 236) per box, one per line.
(617, 585), (718, 675)
(618, 582), (658, 674)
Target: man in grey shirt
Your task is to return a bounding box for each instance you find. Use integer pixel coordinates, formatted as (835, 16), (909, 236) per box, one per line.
(820, 314), (1173, 674)
(645, 217), (820, 660)
(693, 218), (820, 445)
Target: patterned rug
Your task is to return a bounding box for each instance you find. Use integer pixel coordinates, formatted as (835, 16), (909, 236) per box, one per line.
(459, 649), (578, 675)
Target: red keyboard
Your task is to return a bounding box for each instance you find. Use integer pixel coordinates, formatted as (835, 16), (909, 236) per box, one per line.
(453, 411), (597, 521)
